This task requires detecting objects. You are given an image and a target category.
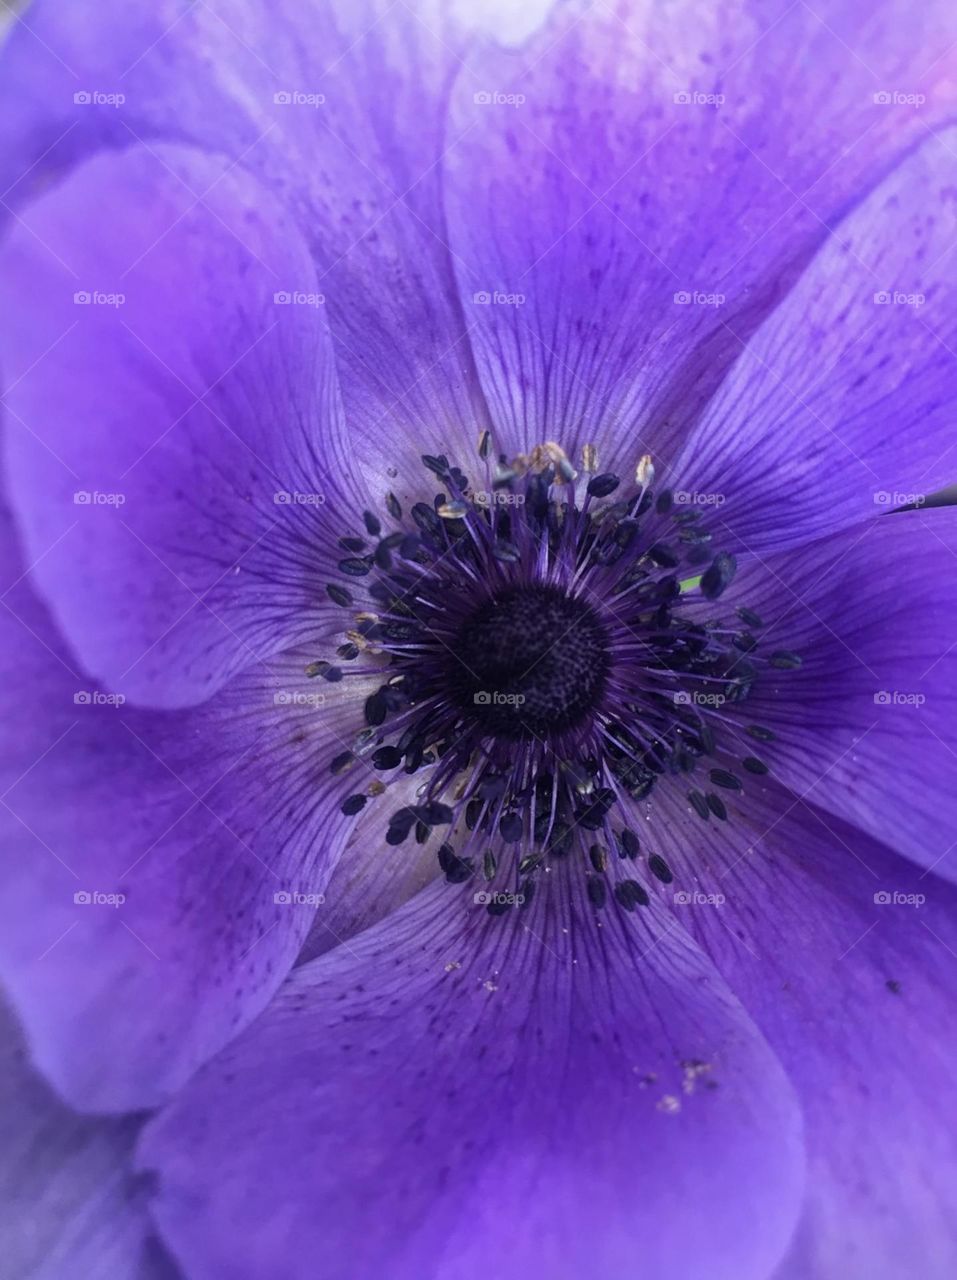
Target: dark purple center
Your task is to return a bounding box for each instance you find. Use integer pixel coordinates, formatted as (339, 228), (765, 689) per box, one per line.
(452, 584), (610, 739)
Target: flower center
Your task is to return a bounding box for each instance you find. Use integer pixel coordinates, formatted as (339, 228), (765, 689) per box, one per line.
(313, 438), (802, 916)
(453, 584), (610, 739)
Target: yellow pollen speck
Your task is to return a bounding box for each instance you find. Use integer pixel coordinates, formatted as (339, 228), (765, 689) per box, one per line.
(444, 961), (461, 972)
(518, 441), (578, 484)
(657, 1094), (682, 1114)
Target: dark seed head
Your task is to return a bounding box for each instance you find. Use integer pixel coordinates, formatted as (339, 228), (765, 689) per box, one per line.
(706, 792), (728, 820)
(372, 746), (402, 770)
(689, 789), (710, 820)
(648, 853), (673, 884)
(338, 557), (371, 578)
(589, 842), (609, 873)
(709, 768), (742, 791)
(499, 811), (523, 843)
(770, 650), (802, 670)
(419, 802), (453, 826)
(587, 473), (621, 498)
(618, 828), (640, 859)
(746, 724), (776, 742)
(411, 502), (443, 539)
(614, 879), (650, 911)
(701, 552), (737, 600)
(648, 542), (679, 569)
(587, 876), (608, 908)
(364, 691), (388, 727)
(737, 606), (764, 628)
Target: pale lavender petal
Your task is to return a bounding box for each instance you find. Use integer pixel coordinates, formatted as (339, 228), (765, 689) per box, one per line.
(726, 510), (957, 883)
(140, 871), (804, 1280)
(0, 1001), (177, 1279)
(653, 790), (957, 1280)
(0, 503), (364, 1111)
(0, 142), (357, 710)
(442, 1), (957, 475)
(675, 128), (957, 551)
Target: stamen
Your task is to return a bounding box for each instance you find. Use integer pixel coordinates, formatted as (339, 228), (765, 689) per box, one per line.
(312, 440), (800, 916)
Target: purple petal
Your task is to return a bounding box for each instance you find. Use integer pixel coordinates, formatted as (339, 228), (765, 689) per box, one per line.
(0, 506), (363, 1111)
(441, 1), (957, 473)
(659, 791), (957, 1279)
(726, 510), (957, 883)
(140, 871), (804, 1280)
(296, 769), (441, 966)
(0, 142), (357, 710)
(0, 0), (500, 480)
(0, 1000), (174, 1279)
(675, 125), (957, 551)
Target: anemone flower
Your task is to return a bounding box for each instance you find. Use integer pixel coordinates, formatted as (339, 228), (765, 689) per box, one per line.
(2, 1), (957, 1278)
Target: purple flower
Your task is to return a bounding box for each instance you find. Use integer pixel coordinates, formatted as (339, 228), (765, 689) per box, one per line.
(1, 0), (957, 1276)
